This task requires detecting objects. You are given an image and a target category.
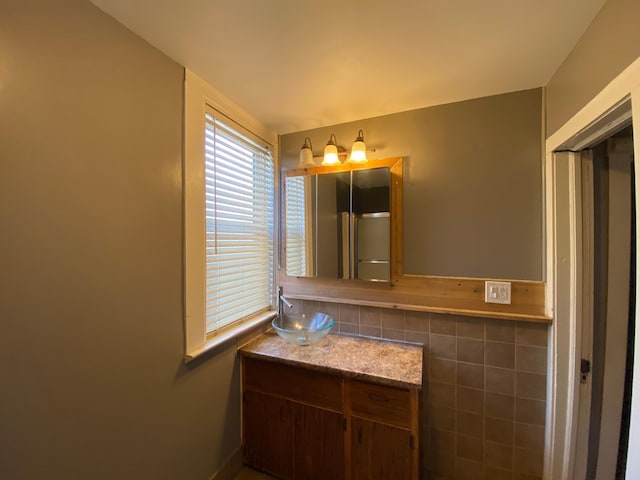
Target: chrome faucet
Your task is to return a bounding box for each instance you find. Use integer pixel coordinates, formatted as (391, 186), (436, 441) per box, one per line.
(278, 286), (293, 316)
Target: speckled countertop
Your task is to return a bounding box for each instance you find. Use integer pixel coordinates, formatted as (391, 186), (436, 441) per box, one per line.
(239, 332), (423, 389)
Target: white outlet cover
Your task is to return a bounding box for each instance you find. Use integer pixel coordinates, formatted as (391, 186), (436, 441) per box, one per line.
(485, 281), (512, 304)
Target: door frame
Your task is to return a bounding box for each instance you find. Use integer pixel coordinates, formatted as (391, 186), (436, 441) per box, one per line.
(544, 56), (640, 479)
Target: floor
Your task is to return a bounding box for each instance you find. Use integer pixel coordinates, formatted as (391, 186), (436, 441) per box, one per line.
(233, 466), (276, 480)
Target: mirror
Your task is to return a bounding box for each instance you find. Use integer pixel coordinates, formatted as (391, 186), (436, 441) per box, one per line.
(352, 168), (391, 281)
(284, 158), (402, 282)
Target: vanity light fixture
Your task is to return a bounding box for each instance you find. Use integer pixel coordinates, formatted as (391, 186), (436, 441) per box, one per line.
(349, 129), (367, 164)
(322, 133), (340, 166)
(299, 137), (315, 167)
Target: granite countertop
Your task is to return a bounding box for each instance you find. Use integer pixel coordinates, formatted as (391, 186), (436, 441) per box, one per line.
(239, 332), (423, 389)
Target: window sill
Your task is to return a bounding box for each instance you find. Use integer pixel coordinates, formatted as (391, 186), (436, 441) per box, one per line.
(185, 310), (277, 362)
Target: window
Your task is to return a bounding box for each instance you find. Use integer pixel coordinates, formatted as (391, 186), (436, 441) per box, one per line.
(204, 110), (274, 332)
(285, 175), (308, 276)
(184, 71), (277, 359)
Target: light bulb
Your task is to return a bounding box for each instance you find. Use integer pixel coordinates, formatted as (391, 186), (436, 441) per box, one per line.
(349, 130), (367, 164)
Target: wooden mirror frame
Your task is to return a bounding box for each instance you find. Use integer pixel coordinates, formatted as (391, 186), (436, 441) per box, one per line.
(281, 157), (549, 323)
(284, 157), (403, 283)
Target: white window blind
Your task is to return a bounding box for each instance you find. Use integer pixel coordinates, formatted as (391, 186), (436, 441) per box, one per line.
(285, 176), (307, 276)
(204, 108), (274, 334)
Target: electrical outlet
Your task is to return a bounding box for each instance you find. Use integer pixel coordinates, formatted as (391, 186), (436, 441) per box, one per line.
(485, 281), (511, 304)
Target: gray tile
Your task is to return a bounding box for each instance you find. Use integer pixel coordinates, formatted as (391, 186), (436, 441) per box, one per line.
(431, 334), (457, 360)
(485, 417), (514, 446)
(456, 386), (484, 415)
(429, 405), (456, 431)
(457, 434), (484, 462)
(456, 455), (484, 478)
(485, 441), (513, 471)
(429, 381), (456, 407)
(359, 306), (381, 327)
(339, 322), (359, 336)
(457, 338), (484, 364)
(486, 366), (515, 396)
(381, 328), (405, 341)
(456, 411), (483, 438)
(515, 398), (546, 425)
(431, 427), (456, 454)
(486, 341), (515, 369)
(429, 358), (457, 384)
(484, 465), (513, 480)
(359, 325), (381, 338)
(515, 422), (545, 451)
(302, 300), (321, 316)
(406, 310), (429, 332)
(338, 303), (359, 324)
(405, 330), (429, 345)
(486, 392), (515, 421)
(516, 372), (547, 400)
(516, 345), (547, 374)
(516, 323), (548, 347)
(457, 362), (484, 389)
(514, 447), (544, 476)
(456, 316), (485, 339)
(381, 308), (405, 329)
(486, 319), (515, 343)
(430, 314), (456, 335)
(314, 301), (339, 318)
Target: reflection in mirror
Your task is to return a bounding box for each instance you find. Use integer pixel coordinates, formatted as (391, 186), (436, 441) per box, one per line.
(352, 168), (391, 281)
(284, 165), (393, 282)
(317, 172), (350, 278)
(284, 175), (315, 276)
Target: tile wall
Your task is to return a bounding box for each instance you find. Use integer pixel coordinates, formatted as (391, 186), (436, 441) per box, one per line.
(291, 299), (549, 480)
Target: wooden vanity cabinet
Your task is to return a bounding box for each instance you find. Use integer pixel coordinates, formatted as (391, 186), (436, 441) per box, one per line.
(243, 390), (294, 479)
(293, 402), (345, 479)
(347, 380), (419, 480)
(242, 357), (345, 480)
(242, 356), (421, 480)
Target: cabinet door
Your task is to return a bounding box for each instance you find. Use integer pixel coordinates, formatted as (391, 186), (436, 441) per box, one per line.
(350, 416), (412, 480)
(243, 390), (293, 479)
(293, 403), (344, 480)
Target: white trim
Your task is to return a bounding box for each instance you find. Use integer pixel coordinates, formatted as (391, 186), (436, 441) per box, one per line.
(626, 84), (640, 479)
(183, 69), (278, 359)
(185, 310), (276, 362)
(544, 152), (582, 480)
(184, 71), (207, 356)
(185, 70), (277, 146)
(573, 151), (594, 480)
(566, 154), (582, 480)
(546, 56), (640, 154)
(544, 54), (640, 479)
(543, 149), (556, 479)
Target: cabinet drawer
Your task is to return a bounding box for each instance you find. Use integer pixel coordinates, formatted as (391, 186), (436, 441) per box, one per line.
(243, 357), (343, 412)
(349, 380), (412, 428)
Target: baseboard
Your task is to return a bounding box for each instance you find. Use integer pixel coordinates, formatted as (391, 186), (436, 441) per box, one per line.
(209, 448), (243, 480)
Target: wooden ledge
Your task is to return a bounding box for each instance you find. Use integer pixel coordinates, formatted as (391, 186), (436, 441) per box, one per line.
(280, 273), (550, 324)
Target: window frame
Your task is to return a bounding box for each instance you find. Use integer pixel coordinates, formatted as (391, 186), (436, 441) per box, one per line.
(184, 70), (278, 361)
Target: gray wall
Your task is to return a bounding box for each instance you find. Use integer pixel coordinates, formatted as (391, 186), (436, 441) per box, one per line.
(546, 0), (640, 136)
(281, 89), (543, 280)
(0, 1), (239, 479)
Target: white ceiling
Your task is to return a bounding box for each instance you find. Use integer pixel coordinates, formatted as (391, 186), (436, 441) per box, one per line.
(89, 0), (607, 134)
